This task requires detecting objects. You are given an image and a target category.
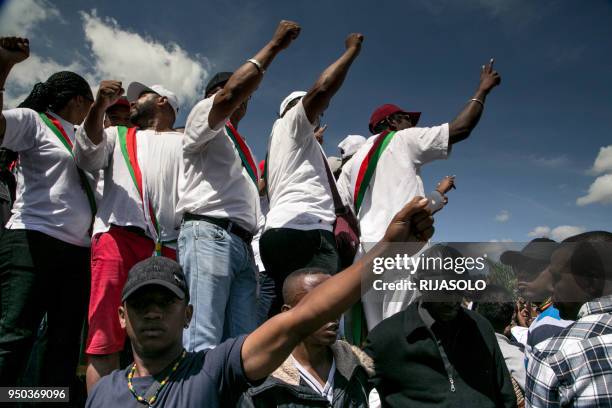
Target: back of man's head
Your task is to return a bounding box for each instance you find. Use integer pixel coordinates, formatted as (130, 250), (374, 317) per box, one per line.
(562, 231), (612, 296)
(476, 284), (514, 334)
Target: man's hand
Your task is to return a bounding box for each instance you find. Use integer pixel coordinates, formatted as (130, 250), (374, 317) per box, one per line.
(478, 58), (501, 93)
(383, 196), (434, 243)
(345, 33), (364, 53)
(436, 175), (456, 195)
(270, 20), (301, 50)
(95, 80), (124, 111)
(314, 124), (327, 144)
(0, 37), (30, 66)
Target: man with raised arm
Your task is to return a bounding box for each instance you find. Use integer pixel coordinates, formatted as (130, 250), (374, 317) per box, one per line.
(74, 77), (185, 390)
(176, 21), (301, 351)
(337, 59), (501, 329)
(260, 33), (364, 317)
(86, 196), (434, 408)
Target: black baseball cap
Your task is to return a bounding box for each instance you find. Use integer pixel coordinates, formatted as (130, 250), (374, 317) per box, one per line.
(205, 72), (233, 97)
(121, 257), (189, 302)
(500, 238), (558, 266)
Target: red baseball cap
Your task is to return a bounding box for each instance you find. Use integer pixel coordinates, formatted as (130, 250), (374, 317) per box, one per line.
(108, 96), (130, 110)
(368, 104), (421, 134)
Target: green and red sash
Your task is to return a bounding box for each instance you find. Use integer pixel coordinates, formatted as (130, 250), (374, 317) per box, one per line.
(225, 121), (258, 185)
(38, 112), (97, 218)
(353, 130), (397, 214)
(117, 126), (162, 255)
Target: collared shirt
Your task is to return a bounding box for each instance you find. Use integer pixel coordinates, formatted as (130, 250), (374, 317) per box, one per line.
(2, 108), (95, 247)
(74, 126), (183, 242)
(526, 295), (612, 407)
(336, 124), (450, 243)
(290, 354), (336, 403)
(264, 100), (335, 232)
(177, 96), (260, 233)
(524, 304), (573, 372)
(496, 333), (527, 391)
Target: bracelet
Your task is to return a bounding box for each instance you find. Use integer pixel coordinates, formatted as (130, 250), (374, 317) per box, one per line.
(470, 98), (484, 107)
(247, 58), (265, 74)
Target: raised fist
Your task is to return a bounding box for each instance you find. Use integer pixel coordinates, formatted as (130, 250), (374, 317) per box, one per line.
(95, 80), (124, 110)
(345, 33), (364, 51)
(0, 37), (30, 65)
(383, 196), (434, 244)
(271, 20), (301, 50)
(479, 58), (501, 93)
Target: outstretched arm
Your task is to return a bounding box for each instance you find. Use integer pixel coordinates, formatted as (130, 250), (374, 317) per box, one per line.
(208, 20), (301, 129)
(302, 34), (363, 124)
(0, 37), (30, 143)
(242, 196), (434, 380)
(448, 59), (501, 144)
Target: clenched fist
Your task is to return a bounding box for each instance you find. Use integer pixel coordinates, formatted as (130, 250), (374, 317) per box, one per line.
(270, 20), (301, 50)
(345, 33), (364, 52)
(0, 37), (30, 66)
(95, 80), (124, 110)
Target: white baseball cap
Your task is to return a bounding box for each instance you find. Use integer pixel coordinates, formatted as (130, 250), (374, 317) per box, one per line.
(328, 156), (342, 174)
(338, 134), (367, 159)
(279, 90), (307, 117)
(127, 82), (179, 115)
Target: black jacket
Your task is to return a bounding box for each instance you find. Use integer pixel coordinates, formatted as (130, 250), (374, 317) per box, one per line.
(364, 303), (517, 408)
(239, 340), (373, 408)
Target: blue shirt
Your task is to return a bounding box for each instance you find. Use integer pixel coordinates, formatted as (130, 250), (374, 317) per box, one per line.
(86, 336), (251, 408)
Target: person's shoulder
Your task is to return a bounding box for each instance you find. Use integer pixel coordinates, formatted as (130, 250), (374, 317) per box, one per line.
(332, 339), (375, 377)
(86, 368), (127, 406)
(366, 305), (413, 348)
(3, 107), (42, 125)
(463, 307), (497, 336)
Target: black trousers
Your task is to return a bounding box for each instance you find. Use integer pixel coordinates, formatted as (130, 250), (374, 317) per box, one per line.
(259, 228), (340, 317)
(0, 229), (90, 393)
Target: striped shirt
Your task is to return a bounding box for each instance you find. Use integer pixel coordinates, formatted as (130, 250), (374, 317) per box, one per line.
(290, 354), (336, 403)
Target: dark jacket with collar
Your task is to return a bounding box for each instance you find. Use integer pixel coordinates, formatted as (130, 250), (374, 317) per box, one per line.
(364, 303), (517, 408)
(238, 340), (373, 408)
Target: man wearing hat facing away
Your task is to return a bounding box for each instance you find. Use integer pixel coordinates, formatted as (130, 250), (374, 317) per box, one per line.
(337, 59), (501, 330)
(260, 33), (365, 318)
(86, 195), (436, 407)
(74, 79), (184, 391)
(176, 20), (301, 353)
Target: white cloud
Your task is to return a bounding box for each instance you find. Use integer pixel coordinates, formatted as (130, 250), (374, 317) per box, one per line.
(80, 10), (209, 108)
(576, 174), (612, 206)
(527, 225), (586, 241)
(590, 145), (612, 175)
(528, 154), (570, 169)
(0, 0), (60, 37)
(495, 210), (510, 223)
(489, 238), (513, 243)
(3, 54), (84, 108)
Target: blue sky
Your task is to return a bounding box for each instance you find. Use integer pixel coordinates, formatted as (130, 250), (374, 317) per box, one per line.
(1, 0), (611, 243)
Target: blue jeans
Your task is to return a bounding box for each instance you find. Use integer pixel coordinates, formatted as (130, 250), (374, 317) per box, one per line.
(178, 219), (257, 351)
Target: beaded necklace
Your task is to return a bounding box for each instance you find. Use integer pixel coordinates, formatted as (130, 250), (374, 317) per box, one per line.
(127, 349), (187, 406)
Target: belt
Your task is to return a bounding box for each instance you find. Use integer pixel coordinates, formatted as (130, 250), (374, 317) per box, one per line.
(111, 224), (147, 238)
(183, 214), (253, 244)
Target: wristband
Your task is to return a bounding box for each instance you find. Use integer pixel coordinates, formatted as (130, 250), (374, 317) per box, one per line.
(470, 98), (484, 107)
(247, 58), (265, 74)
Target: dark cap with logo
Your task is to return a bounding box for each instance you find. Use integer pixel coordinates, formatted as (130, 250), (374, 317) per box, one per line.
(205, 72), (233, 97)
(500, 238), (558, 266)
(121, 257), (189, 302)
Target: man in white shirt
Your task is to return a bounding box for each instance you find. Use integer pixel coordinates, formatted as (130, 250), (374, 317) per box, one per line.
(176, 20), (301, 352)
(260, 33), (364, 318)
(74, 78), (184, 391)
(337, 59), (501, 330)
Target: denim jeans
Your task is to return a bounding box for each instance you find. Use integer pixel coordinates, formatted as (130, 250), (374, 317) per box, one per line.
(178, 219), (257, 351)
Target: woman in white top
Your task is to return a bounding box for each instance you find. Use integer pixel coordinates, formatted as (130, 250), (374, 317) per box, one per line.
(0, 37), (95, 392)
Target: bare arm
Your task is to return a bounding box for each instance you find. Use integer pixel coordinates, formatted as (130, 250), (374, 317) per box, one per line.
(208, 20), (301, 129)
(0, 37), (30, 144)
(242, 196), (434, 380)
(83, 80), (123, 146)
(448, 59), (501, 144)
(301, 34), (363, 124)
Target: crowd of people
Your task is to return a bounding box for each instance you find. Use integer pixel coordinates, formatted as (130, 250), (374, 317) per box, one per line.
(0, 19), (611, 408)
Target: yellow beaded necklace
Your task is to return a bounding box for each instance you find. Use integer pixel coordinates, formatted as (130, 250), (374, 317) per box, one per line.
(127, 349), (187, 406)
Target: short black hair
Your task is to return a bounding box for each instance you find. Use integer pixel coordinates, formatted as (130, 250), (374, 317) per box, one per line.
(561, 231), (612, 296)
(282, 267), (330, 306)
(476, 284), (514, 333)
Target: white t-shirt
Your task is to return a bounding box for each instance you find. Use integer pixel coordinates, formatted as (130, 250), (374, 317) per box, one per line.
(264, 100), (335, 232)
(1, 108), (95, 247)
(177, 96), (260, 234)
(74, 126), (183, 242)
(337, 124), (450, 243)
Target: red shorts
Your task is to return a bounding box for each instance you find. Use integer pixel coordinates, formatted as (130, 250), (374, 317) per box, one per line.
(85, 226), (176, 355)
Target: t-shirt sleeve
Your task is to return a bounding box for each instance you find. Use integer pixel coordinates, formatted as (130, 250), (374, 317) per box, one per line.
(183, 96), (226, 153)
(336, 159), (355, 209)
(1, 108), (40, 152)
(284, 99), (316, 143)
(73, 125), (115, 172)
(396, 123), (450, 166)
(203, 335), (253, 402)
